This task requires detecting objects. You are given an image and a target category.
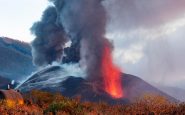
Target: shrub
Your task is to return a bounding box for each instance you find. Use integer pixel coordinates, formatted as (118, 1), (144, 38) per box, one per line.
(1, 90), (185, 114)
(24, 90), (64, 108)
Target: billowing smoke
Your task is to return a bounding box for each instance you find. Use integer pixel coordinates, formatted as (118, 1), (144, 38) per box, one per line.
(51, 0), (121, 89)
(31, 0), (123, 98)
(56, 0), (107, 81)
(31, 6), (67, 66)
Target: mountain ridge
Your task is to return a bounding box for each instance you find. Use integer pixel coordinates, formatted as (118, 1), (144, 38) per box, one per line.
(0, 37), (35, 81)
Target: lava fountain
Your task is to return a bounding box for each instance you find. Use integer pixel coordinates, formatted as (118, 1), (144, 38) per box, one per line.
(102, 46), (124, 98)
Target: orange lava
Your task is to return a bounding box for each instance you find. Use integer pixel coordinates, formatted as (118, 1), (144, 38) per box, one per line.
(102, 46), (124, 98)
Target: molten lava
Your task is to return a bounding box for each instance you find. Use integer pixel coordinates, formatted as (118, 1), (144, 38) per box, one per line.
(102, 47), (124, 98)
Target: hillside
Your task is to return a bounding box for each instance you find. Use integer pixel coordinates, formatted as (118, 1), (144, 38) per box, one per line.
(0, 37), (35, 81)
(18, 65), (177, 104)
(155, 85), (185, 102)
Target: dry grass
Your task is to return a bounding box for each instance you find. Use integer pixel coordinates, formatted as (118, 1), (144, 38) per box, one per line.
(0, 90), (185, 115)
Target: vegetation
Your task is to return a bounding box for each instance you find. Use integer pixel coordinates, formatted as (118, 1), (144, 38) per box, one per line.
(0, 90), (185, 115)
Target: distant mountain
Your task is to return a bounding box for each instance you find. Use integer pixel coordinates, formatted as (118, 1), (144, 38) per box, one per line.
(154, 85), (185, 102)
(0, 37), (35, 81)
(18, 65), (177, 104)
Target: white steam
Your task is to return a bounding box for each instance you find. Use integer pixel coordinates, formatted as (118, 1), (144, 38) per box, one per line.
(17, 63), (86, 89)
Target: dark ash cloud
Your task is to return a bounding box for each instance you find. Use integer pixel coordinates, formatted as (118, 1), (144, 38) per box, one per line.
(31, 6), (67, 66)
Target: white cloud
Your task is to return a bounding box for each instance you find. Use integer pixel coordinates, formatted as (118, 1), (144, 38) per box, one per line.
(113, 44), (144, 64)
(107, 15), (185, 41)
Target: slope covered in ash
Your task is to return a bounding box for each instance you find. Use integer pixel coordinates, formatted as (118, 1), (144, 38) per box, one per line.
(18, 65), (177, 104)
(122, 74), (177, 102)
(0, 37), (35, 81)
(154, 85), (185, 102)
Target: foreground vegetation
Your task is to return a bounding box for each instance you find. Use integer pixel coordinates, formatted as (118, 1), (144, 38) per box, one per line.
(0, 90), (185, 115)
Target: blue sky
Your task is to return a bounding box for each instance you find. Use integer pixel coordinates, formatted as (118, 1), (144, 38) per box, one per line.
(0, 0), (49, 42)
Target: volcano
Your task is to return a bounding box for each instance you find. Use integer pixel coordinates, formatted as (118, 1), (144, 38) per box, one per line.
(19, 0), (177, 104)
(17, 65), (177, 104)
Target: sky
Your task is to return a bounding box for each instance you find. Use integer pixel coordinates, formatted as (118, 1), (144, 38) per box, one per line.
(0, 0), (185, 88)
(0, 0), (49, 42)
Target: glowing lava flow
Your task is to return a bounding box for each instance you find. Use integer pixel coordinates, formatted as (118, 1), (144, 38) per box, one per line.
(102, 47), (124, 98)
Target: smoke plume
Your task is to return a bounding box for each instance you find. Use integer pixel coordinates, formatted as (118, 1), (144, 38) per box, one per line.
(31, 6), (67, 66)
(51, 0), (112, 83)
